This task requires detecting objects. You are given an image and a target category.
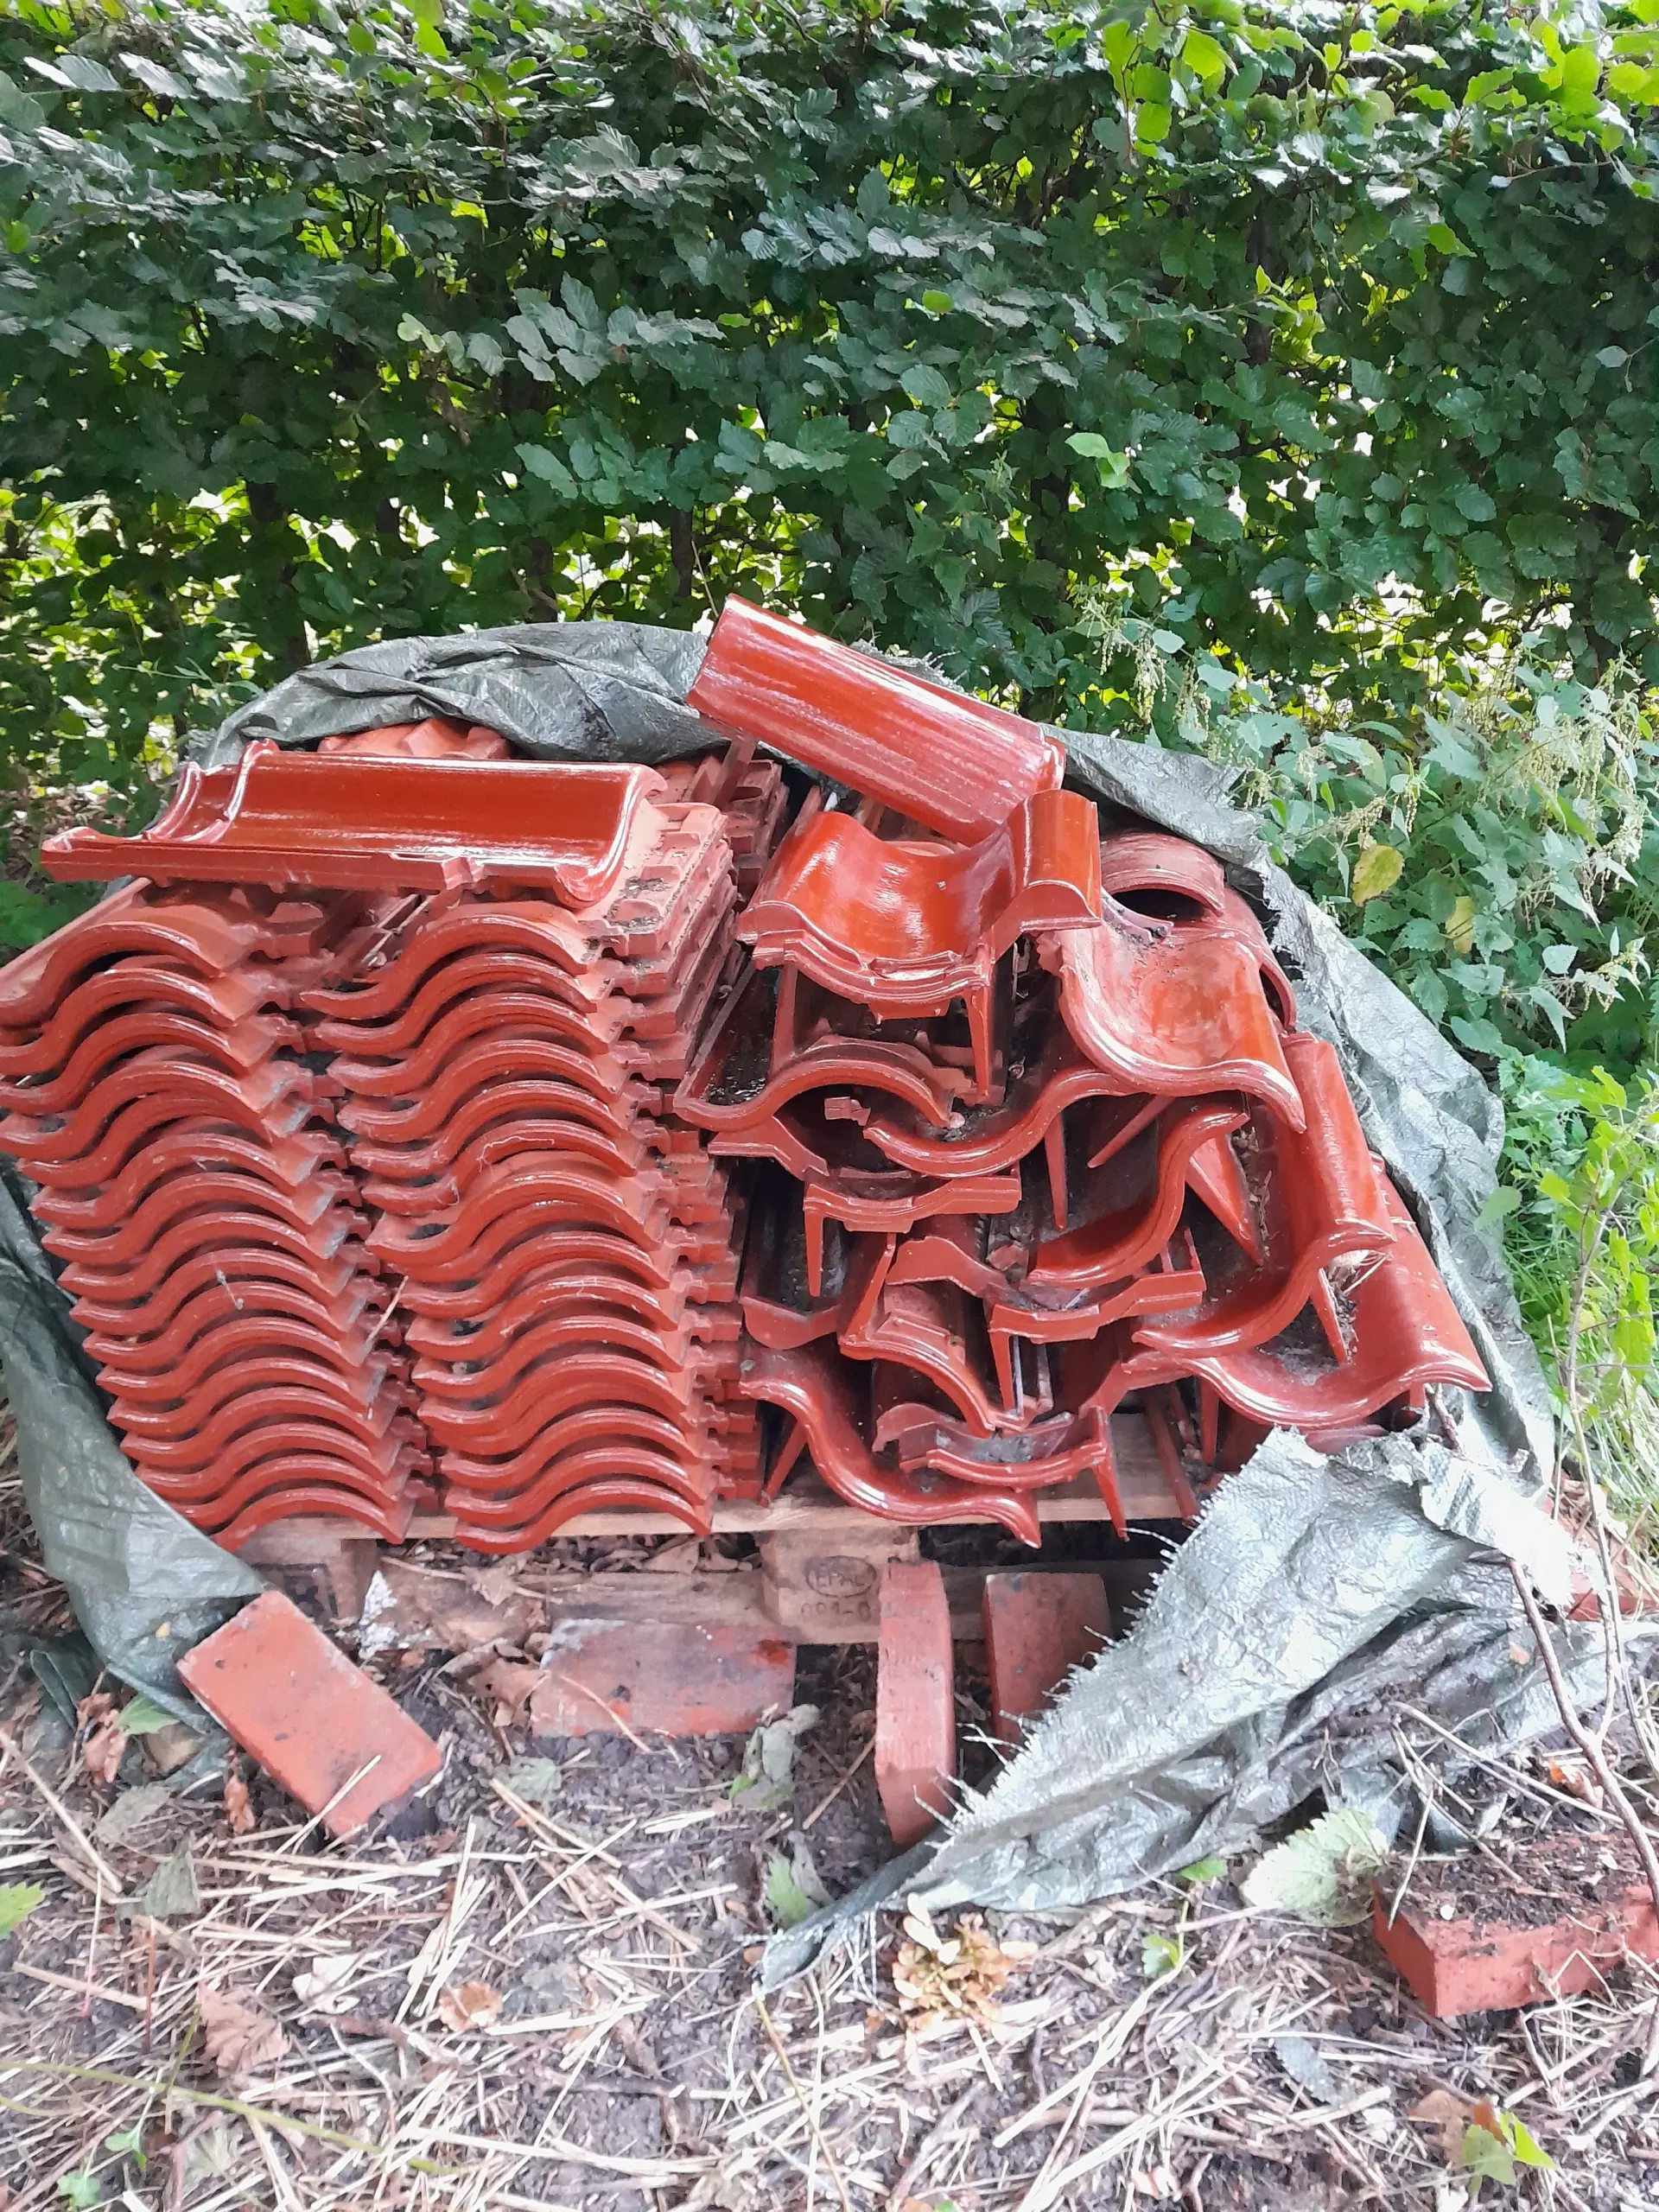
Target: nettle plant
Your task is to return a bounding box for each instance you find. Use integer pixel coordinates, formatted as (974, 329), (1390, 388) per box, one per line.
(1498, 1059), (1659, 1522)
(1098, 607), (1659, 1070)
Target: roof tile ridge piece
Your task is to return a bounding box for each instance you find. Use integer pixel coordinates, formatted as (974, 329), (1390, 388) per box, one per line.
(41, 745), (670, 909)
(177, 1478), (417, 1548)
(1110, 1181), (1491, 1429)
(56, 1205), (366, 1304)
(1096, 831), (1228, 917)
(435, 1401), (710, 1478)
(420, 1358), (716, 1455)
(316, 717), (511, 761)
(687, 594), (1065, 845)
(674, 961), (965, 1138)
(77, 1274), (386, 1358)
(1023, 1101), (1250, 1294)
(30, 1124), (345, 1229)
(0, 962), (279, 1073)
(447, 1478), (712, 1551)
(345, 1077), (656, 1184)
(735, 1335), (1042, 1545)
(406, 1270), (715, 1363)
(0, 1051), (325, 1167)
(1042, 905), (1306, 1129)
(0, 882), (346, 1027)
(40, 1167), (362, 1266)
(0, 1007), (302, 1114)
(1131, 1032), (1396, 1363)
(738, 789), (1103, 985)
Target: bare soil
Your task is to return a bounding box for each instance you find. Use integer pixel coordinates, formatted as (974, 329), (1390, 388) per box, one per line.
(2, 1482), (1658, 2210)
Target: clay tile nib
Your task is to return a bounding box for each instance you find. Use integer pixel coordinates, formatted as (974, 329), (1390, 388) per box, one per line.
(178, 1590), (442, 1838)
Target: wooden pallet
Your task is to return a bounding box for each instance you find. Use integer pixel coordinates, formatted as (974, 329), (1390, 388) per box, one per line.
(236, 1409), (1182, 1648)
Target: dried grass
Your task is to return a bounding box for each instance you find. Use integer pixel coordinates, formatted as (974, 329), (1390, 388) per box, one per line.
(3, 1672), (1659, 2212)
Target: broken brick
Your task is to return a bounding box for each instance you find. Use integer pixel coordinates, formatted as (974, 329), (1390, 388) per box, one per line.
(875, 1560), (956, 1847)
(982, 1570), (1109, 1747)
(178, 1591), (442, 1838)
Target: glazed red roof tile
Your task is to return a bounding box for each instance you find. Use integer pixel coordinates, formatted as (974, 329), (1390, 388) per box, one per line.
(689, 594), (1065, 846)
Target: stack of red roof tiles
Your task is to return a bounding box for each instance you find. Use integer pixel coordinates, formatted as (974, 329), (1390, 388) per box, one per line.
(5, 603), (1488, 1554)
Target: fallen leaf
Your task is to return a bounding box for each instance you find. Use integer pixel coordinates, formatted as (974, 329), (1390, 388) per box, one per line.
(139, 1721), (201, 1777)
(1410, 2088), (1472, 2164)
(731, 1704), (820, 1810)
(495, 1756), (562, 1807)
(223, 1770), (255, 1835)
(436, 1980), (502, 2032)
(116, 1696), (174, 1737)
(177, 2114), (245, 2197)
(75, 1691), (115, 1733)
(118, 1843), (199, 1921)
(760, 1829), (831, 1934)
(469, 1657), (539, 1721)
(82, 1719), (125, 1787)
(95, 1783), (172, 1846)
(641, 1537), (701, 1573)
(465, 1564), (519, 1608)
(198, 1984), (286, 2077)
(0, 1884), (43, 1936)
(291, 1953), (363, 2014)
(1274, 2032), (1340, 2103)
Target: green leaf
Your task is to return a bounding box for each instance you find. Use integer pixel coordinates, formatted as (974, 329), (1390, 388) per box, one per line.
(29, 54), (120, 93)
(56, 2176), (101, 2209)
(1180, 29), (1228, 84)
(1503, 2116), (1553, 2171)
(1176, 1855), (1225, 1886)
(1474, 1185), (1522, 1230)
(1460, 2124), (1516, 2186)
(1141, 1929), (1182, 1978)
(1241, 1809), (1389, 1926)
(104, 2126), (145, 2175)
(117, 1696), (173, 1737)
(899, 362), (951, 408)
(0, 1882), (43, 1935)
(1450, 1014), (1506, 1058)
(919, 290), (953, 314)
(516, 444), (576, 495)
(1351, 842), (1403, 906)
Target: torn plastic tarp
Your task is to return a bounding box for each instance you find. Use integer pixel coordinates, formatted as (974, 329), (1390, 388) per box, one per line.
(3, 616), (1584, 1841)
(0, 1163), (260, 1718)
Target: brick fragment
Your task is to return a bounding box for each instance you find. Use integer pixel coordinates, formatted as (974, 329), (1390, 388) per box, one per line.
(875, 1561), (955, 1847)
(530, 1586), (797, 1738)
(1373, 1884), (1659, 2018)
(178, 1591), (441, 1837)
(982, 1571), (1109, 1747)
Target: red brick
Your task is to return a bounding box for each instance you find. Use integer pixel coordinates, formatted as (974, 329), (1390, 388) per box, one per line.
(1373, 1884), (1659, 2017)
(178, 1591), (441, 1837)
(530, 1583), (797, 1738)
(982, 1571), (1109, 1747)
(875, 1561), (955, 1847)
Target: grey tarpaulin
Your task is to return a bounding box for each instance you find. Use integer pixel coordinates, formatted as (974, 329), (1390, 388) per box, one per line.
(0, 1165), (260, 1717)
(10, 616), (1588, 1856)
